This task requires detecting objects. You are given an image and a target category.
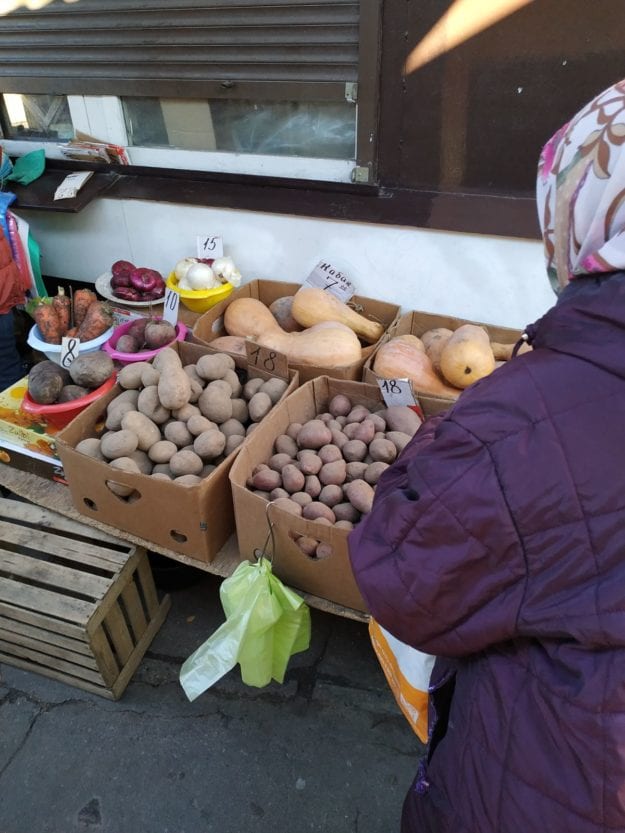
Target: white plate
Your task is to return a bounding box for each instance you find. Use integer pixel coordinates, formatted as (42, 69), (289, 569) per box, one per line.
(95, 272), (165, 308)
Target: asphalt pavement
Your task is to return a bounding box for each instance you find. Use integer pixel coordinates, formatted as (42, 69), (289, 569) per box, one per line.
(0, 561), (423, 833)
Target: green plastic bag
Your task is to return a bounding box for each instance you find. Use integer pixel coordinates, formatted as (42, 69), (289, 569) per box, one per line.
(180, 558), (311, 701)
(5, 149), (45, 185)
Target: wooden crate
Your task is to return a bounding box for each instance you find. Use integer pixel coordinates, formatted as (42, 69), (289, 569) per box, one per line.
(0, 497), (171, 699)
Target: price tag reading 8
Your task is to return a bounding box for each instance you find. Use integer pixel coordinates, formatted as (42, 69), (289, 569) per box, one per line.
(245, 340), (289, 381)
(61, 336), (81, 368)
(162, 287), (180, 326)
(303, 260), (354, 302)
(196, 235), (224, 260)
(377, 378), (420, 409)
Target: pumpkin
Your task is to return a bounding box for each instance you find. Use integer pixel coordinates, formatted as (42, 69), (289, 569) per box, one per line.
(439, 324), (495, 388)
(269, 296), (303, 332)
(394, 334), (425, 351)
(290, 286), (384, 344)
(224, 297), (362, 367)
(373, 337), (461, 398)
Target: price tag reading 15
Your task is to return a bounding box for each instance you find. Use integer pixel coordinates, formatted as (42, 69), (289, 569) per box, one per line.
(196, 235), (224, 260)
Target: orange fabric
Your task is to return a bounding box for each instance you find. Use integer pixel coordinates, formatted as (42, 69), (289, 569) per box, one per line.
(369, 619), (430, 743)
(0, 226), (26, 314)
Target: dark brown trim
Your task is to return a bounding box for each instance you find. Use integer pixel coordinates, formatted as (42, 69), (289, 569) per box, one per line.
(0, 79), (352, 102)
(10, 158), (539, 238)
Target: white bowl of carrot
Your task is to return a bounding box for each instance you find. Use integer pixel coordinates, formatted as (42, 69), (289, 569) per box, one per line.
(27, 324), (114, 364)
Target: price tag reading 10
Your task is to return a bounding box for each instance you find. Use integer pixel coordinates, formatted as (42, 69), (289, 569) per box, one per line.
(377, 377), (418, 409)
(196, 235), (224, 260)
(162, 286), (180, 326)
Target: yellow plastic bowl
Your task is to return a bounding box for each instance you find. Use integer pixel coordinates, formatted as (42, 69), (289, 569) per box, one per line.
(166, 272), (234, 313)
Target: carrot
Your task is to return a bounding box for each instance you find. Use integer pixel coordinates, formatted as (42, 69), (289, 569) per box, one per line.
(25, 297), (63, 345)
(76, 300), (113, 341)
(73, 288), (98, 329)
(51, 287), (71, 336)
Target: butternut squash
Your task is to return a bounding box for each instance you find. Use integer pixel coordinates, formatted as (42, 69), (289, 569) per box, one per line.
(209, 335), (248, 358)
(291, 286), (384, 344)
(439, 324), (495, 388)
(224, 297), (362, 367)
(421, 327), (453, 374)
(490, 340), (532, 361)
(373, 337), (461, 399)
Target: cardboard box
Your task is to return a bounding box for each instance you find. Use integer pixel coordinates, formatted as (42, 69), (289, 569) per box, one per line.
(56, 341), (298, 564)
(0, 376), (66, 483)
(0, 496), (170, 699)
(362, 309), (523, 405)
(190, 279), (401, 385)
(231, 376), (437, 613)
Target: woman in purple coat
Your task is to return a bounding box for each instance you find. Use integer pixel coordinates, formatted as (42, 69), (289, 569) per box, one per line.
(348, 79), (625, 833)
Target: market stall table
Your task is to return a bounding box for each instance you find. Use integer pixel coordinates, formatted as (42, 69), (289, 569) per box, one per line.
(0, 464), (368, 623)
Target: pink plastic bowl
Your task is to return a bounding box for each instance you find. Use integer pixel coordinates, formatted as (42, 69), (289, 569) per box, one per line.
(102, 318), (188, 364)
(21, 373), (117, 429)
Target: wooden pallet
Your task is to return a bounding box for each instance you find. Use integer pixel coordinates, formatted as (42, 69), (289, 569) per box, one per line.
(0, 497), (171, 699)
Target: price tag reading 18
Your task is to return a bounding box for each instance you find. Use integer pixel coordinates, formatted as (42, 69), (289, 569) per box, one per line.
(377, 377), (423, 416)
(304, 260), (355, 302)
(162, 286), (180, 326)
(245, 340), (289, 381)
(196, 235), (224, 260)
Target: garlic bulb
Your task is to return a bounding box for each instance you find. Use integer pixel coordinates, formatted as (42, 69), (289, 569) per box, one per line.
(212, 256), (242, 287)
(185, 262), (220, 290)
(174, 257), (199, 283)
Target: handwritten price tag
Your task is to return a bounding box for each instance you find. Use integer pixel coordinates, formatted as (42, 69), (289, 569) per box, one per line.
(377, 377), (423, 417)
(61, 336), (81, 368)
(196, 235), (224, 260)
(245, 341), (289, 380)
(304, 260), (354, 302)
(162, 287), (180, 325)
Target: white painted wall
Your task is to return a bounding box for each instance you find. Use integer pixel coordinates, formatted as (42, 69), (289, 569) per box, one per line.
(18, 197), (556, 330)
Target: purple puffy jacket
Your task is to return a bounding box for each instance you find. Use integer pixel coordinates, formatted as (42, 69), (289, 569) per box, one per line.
(348, 274), (625, 833)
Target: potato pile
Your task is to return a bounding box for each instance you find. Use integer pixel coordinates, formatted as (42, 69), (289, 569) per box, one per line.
(74, 347), (288, 491)
(247, 394), (421, 551)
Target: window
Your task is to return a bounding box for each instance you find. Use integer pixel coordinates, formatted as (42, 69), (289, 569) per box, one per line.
(0, 0), (381, 183)
(1, 93), (73, 141)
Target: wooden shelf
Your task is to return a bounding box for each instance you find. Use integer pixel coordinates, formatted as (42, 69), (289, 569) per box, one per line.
(0, 464), (368, 623)
(10, 169), (120, 213)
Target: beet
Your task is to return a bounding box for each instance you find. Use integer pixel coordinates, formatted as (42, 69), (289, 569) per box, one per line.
(127, 317), (149, 343)
(115, 334), (141, 353)
(144, 319), (177, 349)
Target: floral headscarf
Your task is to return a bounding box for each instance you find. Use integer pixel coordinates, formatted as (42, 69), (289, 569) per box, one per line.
(537, 79), (625, 292)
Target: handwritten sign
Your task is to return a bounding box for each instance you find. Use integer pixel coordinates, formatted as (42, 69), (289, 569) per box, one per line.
(60, 336), (81, 368)
(304, 260), (354, 302)
(245, 341), (289, 381)
(162, 287), (180, 325)
(196, 235), (224, 260)
(377, 377), (424, 418)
